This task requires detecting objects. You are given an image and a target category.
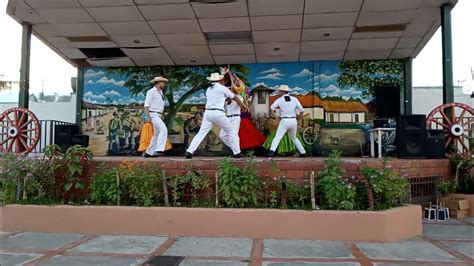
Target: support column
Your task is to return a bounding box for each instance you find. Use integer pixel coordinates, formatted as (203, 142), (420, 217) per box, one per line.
(75, 67), (84, 128)
(403, 59), (412, 115)
(441, 4), (454, 104)
(18, 23), (32, 109)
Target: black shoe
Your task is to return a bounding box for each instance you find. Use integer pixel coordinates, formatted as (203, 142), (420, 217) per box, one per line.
(231, 153), (242, 158)
(267, 151), (275, 158)
(155, 151), (165, 157)
(144, 153), (156, 158)
(299, 153), (308, 158)
(185, 152), (193, 159)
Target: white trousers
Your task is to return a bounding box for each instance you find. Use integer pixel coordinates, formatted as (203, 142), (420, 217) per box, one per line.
(187, 110), (241, 155)
(219, 116), (240, 151)
(145, 113), (167, 155)
(270, 118), (306, 154)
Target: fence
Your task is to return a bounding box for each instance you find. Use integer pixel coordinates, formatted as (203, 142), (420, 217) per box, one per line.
(0, 120), (75, 154)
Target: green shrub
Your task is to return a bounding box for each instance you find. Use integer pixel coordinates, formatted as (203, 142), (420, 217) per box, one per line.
(218, 154), (261, 208)
(316, 150), (356, 210)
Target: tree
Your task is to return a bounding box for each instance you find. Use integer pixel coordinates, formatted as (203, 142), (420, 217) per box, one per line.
(109, 65), (250, 129)
(337, 60), (404, 97)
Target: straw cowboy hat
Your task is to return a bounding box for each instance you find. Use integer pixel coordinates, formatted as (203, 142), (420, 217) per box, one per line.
(149, 76), (169, 83)
(277, 84), (290, 92)
(206, 72), (225, 82)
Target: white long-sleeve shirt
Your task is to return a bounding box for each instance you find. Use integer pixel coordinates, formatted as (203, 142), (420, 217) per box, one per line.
(205, 83), (235, 110)
(144, 87), (165, 113)
(270, 95), (304, 118)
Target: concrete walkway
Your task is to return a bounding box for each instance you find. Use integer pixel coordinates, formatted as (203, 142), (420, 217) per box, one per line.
(1, 218), (473, 266)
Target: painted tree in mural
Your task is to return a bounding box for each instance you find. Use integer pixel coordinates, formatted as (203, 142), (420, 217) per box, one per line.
(337, 60), (404, 97)
(110, 65), (250, 129)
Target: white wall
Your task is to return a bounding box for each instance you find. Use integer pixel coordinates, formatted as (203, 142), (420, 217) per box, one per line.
(0, 93), (77, 123)
(412, 86), (473, 116)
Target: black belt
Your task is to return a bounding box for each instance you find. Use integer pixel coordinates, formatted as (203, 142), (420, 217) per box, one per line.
(281, 117), (296, 119)
(227, 114), (240, 118)
(206, 108), (224, 112)
(150, 111), (162, 114)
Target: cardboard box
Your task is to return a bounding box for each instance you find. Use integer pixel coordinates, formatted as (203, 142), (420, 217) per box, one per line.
(449, 209), (468, 219)
(442, 198), (470, 211)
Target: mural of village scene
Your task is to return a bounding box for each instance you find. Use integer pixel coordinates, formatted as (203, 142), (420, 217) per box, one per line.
(81, 60), (403, 156)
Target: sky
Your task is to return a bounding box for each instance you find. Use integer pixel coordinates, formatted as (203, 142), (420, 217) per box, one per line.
(0, 0), (473, 98)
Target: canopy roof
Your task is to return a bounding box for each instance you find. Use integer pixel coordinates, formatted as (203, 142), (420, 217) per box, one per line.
(7, 0), (457, 67)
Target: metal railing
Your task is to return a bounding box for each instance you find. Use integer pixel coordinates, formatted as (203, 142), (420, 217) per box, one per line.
(1, 120), (75, 154)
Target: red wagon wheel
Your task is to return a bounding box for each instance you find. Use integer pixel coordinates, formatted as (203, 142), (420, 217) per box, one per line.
(0, 107), (41, 155)
(426, 102), (473, 155)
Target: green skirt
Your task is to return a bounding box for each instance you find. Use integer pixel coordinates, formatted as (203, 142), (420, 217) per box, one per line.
(263, 131), (305, 155)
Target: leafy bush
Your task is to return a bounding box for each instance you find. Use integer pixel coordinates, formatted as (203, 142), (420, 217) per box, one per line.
(169, 166), (211, 207)
(218, 154), (261, 208)
(90, 161), (162, 207)
(316, 150), (356, 210)
(450, 154), (473, 194)
(361, 159), (409, 210)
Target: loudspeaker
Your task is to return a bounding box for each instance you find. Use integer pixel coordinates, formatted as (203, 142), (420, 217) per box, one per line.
(397, 115), (428, 158)
(426, 130), (445, 159)
(374, 84), (400, 118)
(72, 134), (89, 147)
(398, 115), (426, 131)
(398, 131), (427, 158)
(54, 124), (80, 152)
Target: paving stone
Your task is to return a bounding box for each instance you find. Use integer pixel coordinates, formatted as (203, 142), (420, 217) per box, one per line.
(181, 259), (249, 266)
(464, 217), (474, 223)
(374, 264), (472, 266)
(0, 253), (40, 265)
(423, 224), (474, 240)
(41, 255), (145, 266)
(262, 263), (360, 266)
(1, 232), (83, 250)
(70, 235), (168, 254)
(356, 239), (459, 262)
(263, 240), (353, 259)
(441, 241), (474, 259)
(164, 237), (252, 257)
(423, 219), (464, 225)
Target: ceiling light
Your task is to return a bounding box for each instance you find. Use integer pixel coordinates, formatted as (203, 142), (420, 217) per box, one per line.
(323, 33), (330, 37)
(205, 31), (252, 44)
(133, 40), (141, 44)
(190, 59), (197, 63)
(355, 24), (406, 33)
(274, 47), (280, 51)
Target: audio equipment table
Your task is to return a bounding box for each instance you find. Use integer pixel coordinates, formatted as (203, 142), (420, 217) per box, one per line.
(370, 128), (396, 158)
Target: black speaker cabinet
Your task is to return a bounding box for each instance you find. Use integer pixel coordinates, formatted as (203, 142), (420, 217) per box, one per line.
(426, 130), (445, 159)
(398, 131), (427, 159)
(374, 84), (400, 118)
(397, 115), (428, 158)
(398, 115), (427, 131)
(54, 124), (80, 152)
(72, 134), (89, 147)
(373, 119), (389, 128)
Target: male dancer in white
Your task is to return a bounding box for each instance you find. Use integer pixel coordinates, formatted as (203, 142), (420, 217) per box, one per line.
(186, 73), (247, 159)
(268, 85), (307, 158)
(219, 88), (244, 154)
(143, 76), (168, 158)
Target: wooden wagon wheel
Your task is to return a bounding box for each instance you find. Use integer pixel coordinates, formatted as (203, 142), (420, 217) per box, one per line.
(0, 107), (41, 155)
(426, 102), (473, 155)
(302, 126), (318, 145)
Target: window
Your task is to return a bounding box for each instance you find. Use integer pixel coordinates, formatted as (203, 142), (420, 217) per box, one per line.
(354, 114), (359, 123)
(258, 91), (265, 104)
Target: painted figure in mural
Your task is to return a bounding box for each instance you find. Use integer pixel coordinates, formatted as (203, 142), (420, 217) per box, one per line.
(183, 112), (202, 148)
(108, 111), (122, 152)
(122, 111), (134, 149)
(267, 85), (307, 158)
(143, 76), (169, 158)
(185, 72), (248, 159)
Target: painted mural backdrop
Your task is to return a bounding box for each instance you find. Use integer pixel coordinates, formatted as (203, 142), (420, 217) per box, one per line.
(81, 60), (404, 156)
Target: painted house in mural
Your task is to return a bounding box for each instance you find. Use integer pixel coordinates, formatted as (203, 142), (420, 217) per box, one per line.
(269, 94), (368, 123)
(250, 85), (273, 119)
(82, 101), (108, 120)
